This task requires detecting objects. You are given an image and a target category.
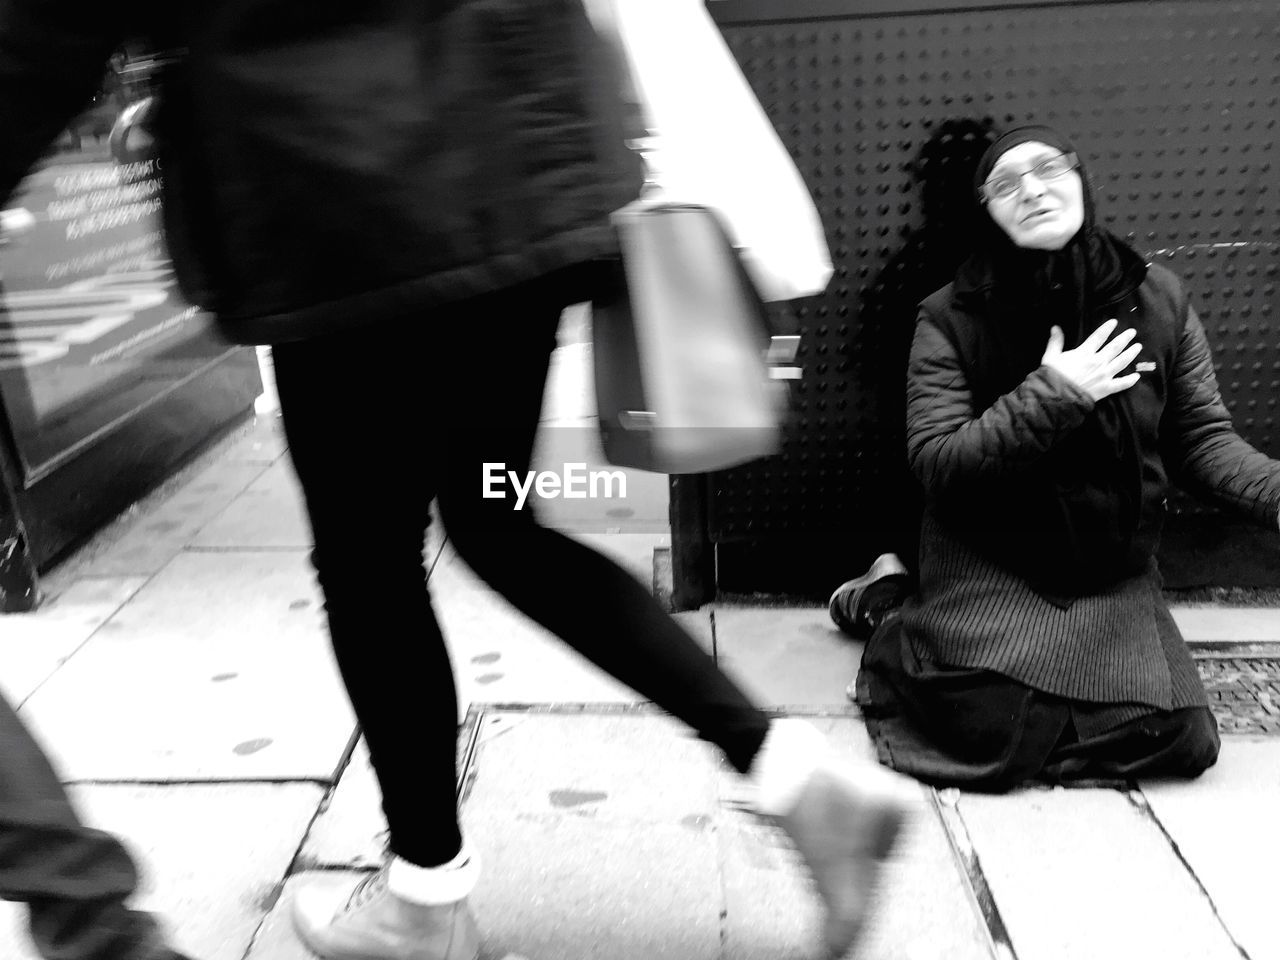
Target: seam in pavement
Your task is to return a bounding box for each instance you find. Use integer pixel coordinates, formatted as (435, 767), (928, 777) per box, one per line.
(476, 701), (861, 719)
(456, 707), (485, 806)
(930, 789), (1018, 960)
(711, 767), (732, 960)
(21, 443), (280, 708)
(1125, 789), (1255, 960)
(184, 545), (312, 553)
(237, 725), (364, 960)
(14, 579), (156, 710)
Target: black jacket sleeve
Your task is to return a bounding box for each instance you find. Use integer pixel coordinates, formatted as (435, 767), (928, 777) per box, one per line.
(905, 310), (1095, 495)
(1161, 304), (1280, 529)
(0, 0), (127, 205)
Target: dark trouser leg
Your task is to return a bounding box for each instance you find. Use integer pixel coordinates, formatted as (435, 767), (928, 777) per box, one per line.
(1043, 707), (1221, 782)
(856, 620), (1069, 792)
(273, 327), (459, 868)
(0, 691), (161, 960)
(272, 270), (769, 867)
(433, 276), (768, 775)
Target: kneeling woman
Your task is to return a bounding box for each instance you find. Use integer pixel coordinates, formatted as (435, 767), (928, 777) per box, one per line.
(855, 125), (1280, 791)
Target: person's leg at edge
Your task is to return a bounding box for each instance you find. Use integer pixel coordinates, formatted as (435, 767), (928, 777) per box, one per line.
(272, 325), (481, 960)
(0, 689), (178, 960)
(433, 269), (920, 958)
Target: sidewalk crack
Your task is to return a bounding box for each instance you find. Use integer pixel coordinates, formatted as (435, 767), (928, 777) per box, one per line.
(1126, 789), (1254, 960)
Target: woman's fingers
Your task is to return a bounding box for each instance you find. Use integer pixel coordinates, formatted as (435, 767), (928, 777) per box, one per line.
(1097, 327), (1138, 363)
(1098, 371), (1142, 398)
(1041, 325), (1065, 361)
(1104, 342), (1143, 375)
(1080, 318), (1119, 351)
(1043, 322), (1144, 401)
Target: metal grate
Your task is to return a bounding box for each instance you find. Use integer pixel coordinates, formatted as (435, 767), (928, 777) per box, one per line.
(1197, 657), (1280, 734)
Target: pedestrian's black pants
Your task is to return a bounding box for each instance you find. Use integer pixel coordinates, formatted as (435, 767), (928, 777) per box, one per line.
(271, 267), (771, 868)
(0, 689), (161, 959)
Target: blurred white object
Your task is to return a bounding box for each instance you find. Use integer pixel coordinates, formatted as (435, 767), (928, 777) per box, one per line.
(584, 0), (833, 302)
(255, 345), (280, 415)
(0, 206), (35, 238)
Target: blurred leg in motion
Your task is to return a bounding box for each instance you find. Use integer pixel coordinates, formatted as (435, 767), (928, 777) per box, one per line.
(278, 268), (918, 960)
(0, 690), (184, 960)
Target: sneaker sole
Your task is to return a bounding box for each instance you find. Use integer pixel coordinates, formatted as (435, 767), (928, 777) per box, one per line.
(828, 553), (910, 634)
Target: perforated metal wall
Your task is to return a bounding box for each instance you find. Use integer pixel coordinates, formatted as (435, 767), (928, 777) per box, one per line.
(697, 0), (1279, 593)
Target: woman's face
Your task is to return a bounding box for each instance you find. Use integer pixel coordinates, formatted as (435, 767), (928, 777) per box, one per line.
(982, 141), (1085, 250)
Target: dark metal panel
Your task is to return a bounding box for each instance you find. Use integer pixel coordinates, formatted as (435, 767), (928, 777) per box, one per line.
(700, 0), (1280, 593)
(708, 0), (1160, 25)
(0, 483), (37, 612)
(14, 349), (260, 570)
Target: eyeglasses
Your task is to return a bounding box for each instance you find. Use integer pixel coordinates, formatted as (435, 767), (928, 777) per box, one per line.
(980, 152), (1079, 203)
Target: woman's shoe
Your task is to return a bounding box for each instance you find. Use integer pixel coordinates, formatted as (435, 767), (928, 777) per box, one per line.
(828, 553), (910, 640)
(291, 867), (480, 960)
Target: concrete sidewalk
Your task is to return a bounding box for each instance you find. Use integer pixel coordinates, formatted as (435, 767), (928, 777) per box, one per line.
(0, 331), (1277, 960)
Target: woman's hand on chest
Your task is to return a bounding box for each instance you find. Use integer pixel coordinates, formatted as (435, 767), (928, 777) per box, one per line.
(1040, 318), (1144, 403)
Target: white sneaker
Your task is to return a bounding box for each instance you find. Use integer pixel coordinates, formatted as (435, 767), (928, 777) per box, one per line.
(751, 719), (919, 958)
(291, 867), (480, 960)
(777, 760), (917, 957)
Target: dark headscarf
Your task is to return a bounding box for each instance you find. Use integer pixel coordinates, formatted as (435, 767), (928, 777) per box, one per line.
(945, 126), (1155, 599)
(956, 125), (1145, 344)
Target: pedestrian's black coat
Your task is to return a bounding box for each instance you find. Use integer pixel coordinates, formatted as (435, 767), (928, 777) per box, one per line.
(0, 0), (644, 344)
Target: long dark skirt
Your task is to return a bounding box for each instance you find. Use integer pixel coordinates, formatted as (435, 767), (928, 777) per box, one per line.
(855, 617), (1220, 792)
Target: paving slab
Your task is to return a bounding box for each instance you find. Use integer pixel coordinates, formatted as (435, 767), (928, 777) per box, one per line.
(430, 546), (648, 708)
(246, 874), (347, 960)
(464, 711), (719, 824)
(527, 425), (669, 534)
(716, 794), (990, 960)
(0, 783), (322, 960)
(1172, 605), (1280, 642)
(956, 788), (1241, 960)
(191, 458), (312, 549)
(67, 459), (271, 577)
(563, 531), (670, 586)
(716, 715), (987, 960)
(19, 551), (354, 780)
(303, 707), (725, 872)
(460, 711), (722, 960)
(219, 412), (288, 463)
(464, 811), (721, 960)
(1140, 737), (1280, 960)
(712, 607), (862, 710)
(0, 576), (146, 705)
(300, 738), (386, 869)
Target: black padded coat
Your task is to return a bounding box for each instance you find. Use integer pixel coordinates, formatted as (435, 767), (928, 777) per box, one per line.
(0, 0), (643, 344)
(907, 260), (1280, 588)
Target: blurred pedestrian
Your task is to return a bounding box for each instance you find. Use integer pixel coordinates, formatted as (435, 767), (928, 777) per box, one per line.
(0, 3), (916, 959)
(849, 125), (1280, 791)
(0, 690), (192, 960)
